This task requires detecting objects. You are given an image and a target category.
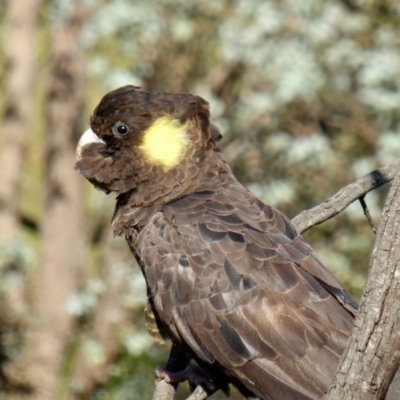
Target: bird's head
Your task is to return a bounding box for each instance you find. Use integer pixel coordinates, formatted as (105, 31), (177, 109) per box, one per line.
(76, 85), (221, 201)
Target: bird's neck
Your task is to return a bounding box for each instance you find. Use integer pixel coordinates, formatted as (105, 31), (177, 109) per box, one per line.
(111, 149), (233, 237)
(128, 146), (229, 204)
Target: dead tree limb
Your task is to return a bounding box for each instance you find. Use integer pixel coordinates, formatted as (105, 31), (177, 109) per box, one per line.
(325, 170), (400, 399)
(152, 380), (177, 400)
(153, 378), (210, 400)
(292, 159), (400, 234)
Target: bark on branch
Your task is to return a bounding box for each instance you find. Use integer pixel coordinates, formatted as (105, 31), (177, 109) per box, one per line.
(152, 380), (176, 400)
(325, 169), (400, 399)
(292, 159), (400, 234)
(152, 380), (209, 400)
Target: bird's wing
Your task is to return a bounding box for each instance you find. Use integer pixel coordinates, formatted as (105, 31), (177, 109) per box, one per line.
(138, 188), (356, 399)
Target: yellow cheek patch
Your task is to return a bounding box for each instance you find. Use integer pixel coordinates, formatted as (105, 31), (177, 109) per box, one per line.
(139, 116), (188, 170)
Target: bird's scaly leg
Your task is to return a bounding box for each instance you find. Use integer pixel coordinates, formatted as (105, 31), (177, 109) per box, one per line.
(154, 343), (217, 395)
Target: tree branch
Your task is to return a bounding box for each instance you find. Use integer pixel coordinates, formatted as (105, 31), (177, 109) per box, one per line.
(292, 159), (400, 234)
(325, 169), (400, 399)
(152, 379), (177, 400)
(187, 386), (209, 400)
(152, 379), (211, 400)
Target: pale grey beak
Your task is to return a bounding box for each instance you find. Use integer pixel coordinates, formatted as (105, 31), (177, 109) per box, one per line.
(76, 128), (105, 160)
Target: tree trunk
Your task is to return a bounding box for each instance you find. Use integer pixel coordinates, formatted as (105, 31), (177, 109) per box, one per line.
(4, 6), (91, 399)
(71, 231), (132, 397)
(325, 170), (400, 399)
(0, 0), (43, 242)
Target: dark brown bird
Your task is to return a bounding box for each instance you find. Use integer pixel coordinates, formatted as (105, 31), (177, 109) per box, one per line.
(76, 85), (359, 399)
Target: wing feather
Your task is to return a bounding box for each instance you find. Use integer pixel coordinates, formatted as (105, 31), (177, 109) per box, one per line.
(137, 182), (357, 399)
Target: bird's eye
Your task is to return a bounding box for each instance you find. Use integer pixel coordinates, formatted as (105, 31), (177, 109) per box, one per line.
(112, 121), (130, 138)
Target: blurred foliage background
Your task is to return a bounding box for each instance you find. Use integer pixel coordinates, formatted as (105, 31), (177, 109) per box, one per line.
(0, 0), (399, 399)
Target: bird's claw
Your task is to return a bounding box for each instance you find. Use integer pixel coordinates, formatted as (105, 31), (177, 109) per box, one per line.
(154, 365), (217, 393)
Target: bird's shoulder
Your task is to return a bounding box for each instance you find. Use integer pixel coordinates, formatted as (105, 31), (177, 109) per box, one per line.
(138, 184), (356, 316)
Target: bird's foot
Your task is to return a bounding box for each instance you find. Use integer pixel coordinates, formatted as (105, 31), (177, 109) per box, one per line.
(154, 364), (217, 393)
